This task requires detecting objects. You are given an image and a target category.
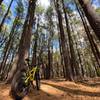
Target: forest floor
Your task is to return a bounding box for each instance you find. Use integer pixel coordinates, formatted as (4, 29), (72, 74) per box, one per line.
(0, 78), (100, 100)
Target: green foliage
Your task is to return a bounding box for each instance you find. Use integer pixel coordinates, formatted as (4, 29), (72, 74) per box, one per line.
(97, 68), (100, 76)
(1, 24), (10, 36)
(35, 4), (45, 15)
(0, 3), (6, 16)
(45, 6), (53, 17)
(65, 7), (73, 14)
(45, 6), (54, 30)
(15, 0), (24, 17)
(64, 0), (72, 4)
(95, 7), (100, 15)
(7, 10), (12, 20)
(53, 51), (60, 62)
(13, 1), (24, 28)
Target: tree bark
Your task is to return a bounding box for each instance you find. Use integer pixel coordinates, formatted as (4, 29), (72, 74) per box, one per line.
(78, 0), (100, 41)
(7, 0), (37, 83)
(31, 17), (39, 66)
(0, 0), (14, 32)
(54, 0), (73, 81)
(16, 0), (37, 70)
(58, 34), (65, 78)
(46, 46), (51, 79)
(62, 0), (82, 80)
(0, 17), (17, 75)
(10, 1), (37, 97)
(75, 1), (100, 68)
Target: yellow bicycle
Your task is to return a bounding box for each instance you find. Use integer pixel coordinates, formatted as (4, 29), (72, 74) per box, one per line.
(25, 66), (40, 90)
(15, 65), (40, 98)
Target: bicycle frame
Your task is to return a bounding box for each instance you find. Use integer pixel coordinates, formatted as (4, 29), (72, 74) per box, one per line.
(25, 66), (39, 85)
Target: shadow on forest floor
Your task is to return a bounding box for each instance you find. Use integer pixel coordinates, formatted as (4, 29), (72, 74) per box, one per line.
(41, 81), (100, 97)
(24, 89), (59, 100)
(76, 81), (100, 87)
(0, 82), (60, 100)
(0, 79), (100, 100)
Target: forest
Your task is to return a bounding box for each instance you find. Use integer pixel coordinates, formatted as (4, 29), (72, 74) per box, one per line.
(0, 0), (100, 100)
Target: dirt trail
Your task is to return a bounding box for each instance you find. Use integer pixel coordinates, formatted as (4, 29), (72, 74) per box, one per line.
(0, 78), (100, 100)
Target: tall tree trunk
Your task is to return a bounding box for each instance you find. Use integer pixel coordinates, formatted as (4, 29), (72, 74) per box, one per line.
(47, 30), (54, 79)
(31, 31), (38, 66)
(0, 37), (7, 48)
(54, 0), (73, 81)
(46, 44), (51, 79)
(10, 2), (37, 97)
(16, 0), (37, 70)
(0, 30), (8, 48)
(62, 0), (82, 80)
(0, 0), (14, 32)
(50, 41), (53, 78)
(70, 24), (85, 77)
(5, 46), (18, 81)
(31, 17), (39, 66)
(46, 33), (53, 79)
(78, 0), (100, 41)
(75, 1), (100, 69)
(7, 0), (37, 83)
(58, 34), (65, 78)
(0, 17), (17, 75)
